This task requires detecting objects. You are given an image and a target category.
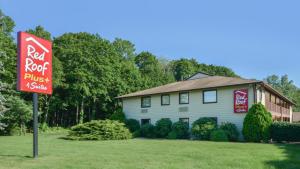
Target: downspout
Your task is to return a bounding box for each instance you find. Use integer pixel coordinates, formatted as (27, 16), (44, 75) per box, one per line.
(253, 83), (257, 104)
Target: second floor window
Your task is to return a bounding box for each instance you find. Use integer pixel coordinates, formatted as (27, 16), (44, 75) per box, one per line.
(203, 90), (217, 103)
(161, 94), (170, 105)
(141, 96), (151, 108)
(179, 92), (189, 104)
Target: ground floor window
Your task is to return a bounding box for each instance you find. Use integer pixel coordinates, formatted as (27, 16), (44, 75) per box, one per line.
(179, 118), (189, 126)
(141, 119), (151, 125)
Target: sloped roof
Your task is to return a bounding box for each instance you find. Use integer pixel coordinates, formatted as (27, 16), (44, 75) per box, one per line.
(117, 76), (260, 98)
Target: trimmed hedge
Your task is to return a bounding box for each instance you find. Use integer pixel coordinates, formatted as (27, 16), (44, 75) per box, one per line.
(155, 118), (172, 138)
(167, 121), (189, 139)
(210, 129), (229, 142)
(271, 122), (300, 142)
(220, 122), (239, 141)
(125, 119), (140, 133)
(191, 117), (217, 140)
(242, 103), (272, 142)
(67, 120), (131, 140)
(140, 124), (156, 138)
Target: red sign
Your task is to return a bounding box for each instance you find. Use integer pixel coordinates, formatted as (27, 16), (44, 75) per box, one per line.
(234, 89), (248, 113)
(17, 32), (52, 94)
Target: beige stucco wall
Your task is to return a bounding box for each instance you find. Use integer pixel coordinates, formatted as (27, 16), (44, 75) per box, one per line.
(122, 84), (255, 132)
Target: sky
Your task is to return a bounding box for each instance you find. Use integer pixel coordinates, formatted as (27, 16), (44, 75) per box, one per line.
(1, 0), (299, 87)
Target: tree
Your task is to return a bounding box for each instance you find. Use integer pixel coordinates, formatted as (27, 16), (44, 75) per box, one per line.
(170, 58), (238, 81)
(0, 58), (7, 131)
(171, 58), (198, 81)
(112, 38), (136, 61)
(264, 75), (300, 111)
(3, 96), (32, 135)
(135, 51), (172, 88)
(242, 103), (272, 142)
(0, 10), (17, 87)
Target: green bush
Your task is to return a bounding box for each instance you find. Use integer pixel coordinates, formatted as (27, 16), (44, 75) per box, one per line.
(67, 120), (131, 140)
(242, 103), (272, 142)
(9, 126), (22, 136)
(210, 129), (229, 142)
(140, 124), (156, 138)
(155, 118), (172, 138)
(220, 122), (239, 141)
(109, 111), (126, 123)
(167, 121), (189, 139)
(39, 123), (49, 132)
(191, 117), (217, 140)
(271, 122), (300, 142)
(125, 119), (140, 133)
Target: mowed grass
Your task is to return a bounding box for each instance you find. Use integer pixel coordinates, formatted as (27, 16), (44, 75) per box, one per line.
(0, 133), (299, 169)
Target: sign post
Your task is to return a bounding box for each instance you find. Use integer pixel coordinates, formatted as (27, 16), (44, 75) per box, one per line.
(17, 32), (52, 158)
(33, 93), (38, 158)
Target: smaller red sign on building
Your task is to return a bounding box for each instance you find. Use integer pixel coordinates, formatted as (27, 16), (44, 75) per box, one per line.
(234, 89), (248, 113)
(17, 32), (52, 94)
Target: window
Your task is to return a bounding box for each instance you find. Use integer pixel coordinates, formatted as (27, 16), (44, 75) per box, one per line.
(203, 90), (217, 103)
(161, 94), (170, 105)
(141, 119), (151, 125)
(141, 96), (151, 108)
(179, 92), (189, 104)
(179, 118), (189, 126)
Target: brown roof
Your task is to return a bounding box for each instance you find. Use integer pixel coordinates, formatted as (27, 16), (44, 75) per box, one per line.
(117, 76), (260, 98)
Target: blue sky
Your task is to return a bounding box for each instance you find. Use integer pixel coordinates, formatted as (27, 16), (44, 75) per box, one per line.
(1, 0), (299, 87)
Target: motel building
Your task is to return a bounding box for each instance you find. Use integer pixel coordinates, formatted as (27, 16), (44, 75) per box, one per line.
(117, 72), (295, 132)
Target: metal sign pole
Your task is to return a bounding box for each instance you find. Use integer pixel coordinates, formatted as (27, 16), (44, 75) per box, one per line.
(33, 93), (38, 158)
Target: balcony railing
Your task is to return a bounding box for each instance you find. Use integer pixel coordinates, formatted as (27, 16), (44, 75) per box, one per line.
(265, 101), (290, 116)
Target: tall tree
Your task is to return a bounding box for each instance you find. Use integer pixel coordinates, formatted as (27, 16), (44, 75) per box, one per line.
(112, 38), (136, 61)
(264, 75), (300, 111)
(135, 51), (172, 88)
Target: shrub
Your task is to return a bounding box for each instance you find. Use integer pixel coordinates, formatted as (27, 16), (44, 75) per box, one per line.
(125, 119), (140, 132)
(154, 118), (172, 138)
(191, 117), (217, 140)
(39, 123), (49, 133)
(140, 124), (156, 138)
(242, 103), (272, 142)
(210, 129), (229, 142)
(167, 121), (189, 139)
(271, 122), (300, 142)
(9, 126), (22, 136)
(220, 122), (239, 141)
(109, 107), (125, 122)
(67, 120), (131, 140)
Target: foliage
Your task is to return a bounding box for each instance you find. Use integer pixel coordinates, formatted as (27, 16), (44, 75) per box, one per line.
(264, 75), (300, 111)
(2, 96), (32, 135)
(109, 107), (126, 122)
(170, 58), (238, 81)
(154, 118), (172, 138)
(125, 119), (140, 132)
(67, 120), (131, 140)
(220, 122), (239, 141)
(167, 121), (189, 139)
(210, 129), (229, 142)
(191, 117), (217, 140)
(140, 123), (156, 138)
(242, 103), (272, 142)
(271, 122), (300, 142)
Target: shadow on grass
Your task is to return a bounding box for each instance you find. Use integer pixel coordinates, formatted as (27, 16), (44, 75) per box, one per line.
(266, 143), (300, 169)
(0, 154), (32, 158)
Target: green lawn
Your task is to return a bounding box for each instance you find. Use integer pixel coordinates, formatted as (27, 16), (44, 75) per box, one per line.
(0, 133), (299, 169)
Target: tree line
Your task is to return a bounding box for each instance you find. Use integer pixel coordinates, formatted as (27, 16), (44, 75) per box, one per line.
(0, 10), (299, 134)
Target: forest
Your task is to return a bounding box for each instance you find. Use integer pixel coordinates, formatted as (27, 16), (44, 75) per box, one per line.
(0, 10), (299, 134)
